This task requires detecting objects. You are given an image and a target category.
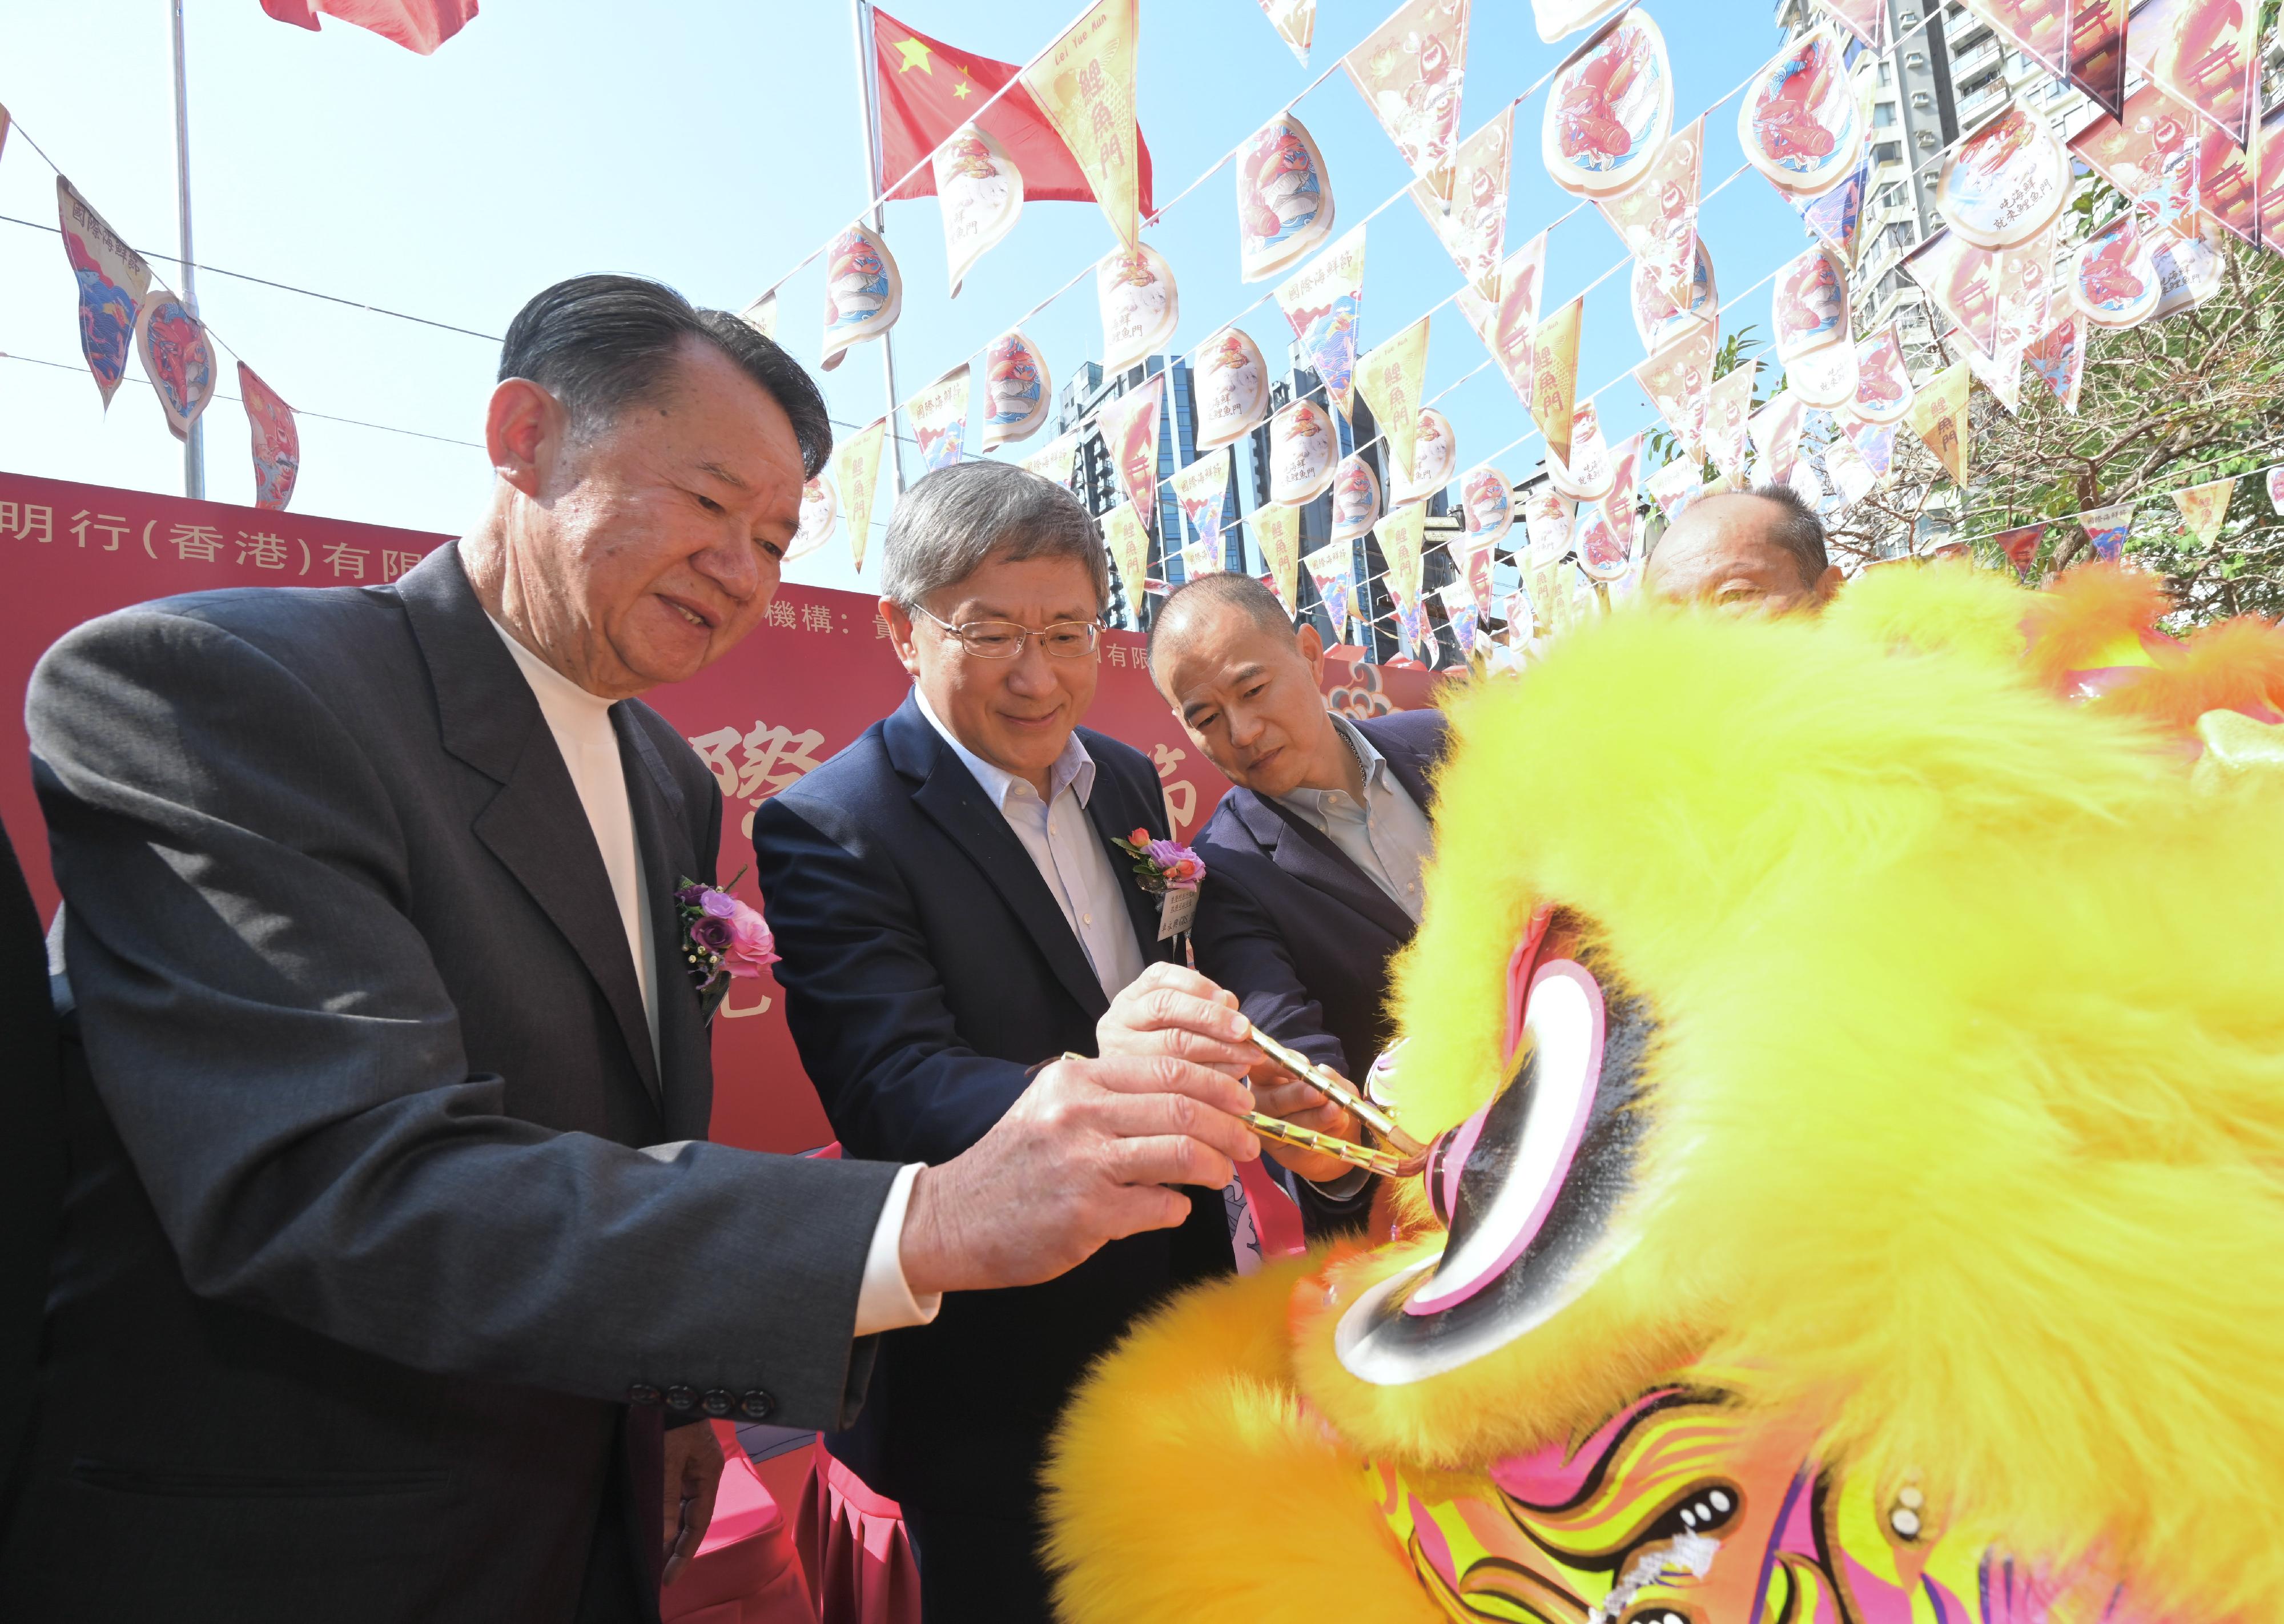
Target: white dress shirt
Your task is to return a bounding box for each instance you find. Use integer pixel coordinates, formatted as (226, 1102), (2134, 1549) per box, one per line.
(914, 688), (1147, 1001)
(1273, 715), (1435, 924)
(490, 618), (936, 1337)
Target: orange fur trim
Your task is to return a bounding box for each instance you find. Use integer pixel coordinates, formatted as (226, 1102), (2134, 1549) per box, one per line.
(2019, 564), (2175, 688)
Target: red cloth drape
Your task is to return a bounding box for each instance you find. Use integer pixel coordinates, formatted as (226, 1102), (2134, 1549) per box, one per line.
(661, 1423), (820, 1624)
(793, 1439), (922, 1624)
(258, 0), (477, 54)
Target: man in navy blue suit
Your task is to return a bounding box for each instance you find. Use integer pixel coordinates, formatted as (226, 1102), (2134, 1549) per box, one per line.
(1147, 573), (1449, 1214)
(751, 463), (1327, 1622)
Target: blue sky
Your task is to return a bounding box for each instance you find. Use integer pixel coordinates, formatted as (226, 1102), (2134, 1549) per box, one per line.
(0, 0), (1809, 596)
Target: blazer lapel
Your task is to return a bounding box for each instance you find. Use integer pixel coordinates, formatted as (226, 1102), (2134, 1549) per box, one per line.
(1233, 787), (1417, 943)
(888, 697), (1112, 1021)
(397, 544), (664, 1104)
(620, 709), (708, 1133)
(1081, 749), (1174, 967)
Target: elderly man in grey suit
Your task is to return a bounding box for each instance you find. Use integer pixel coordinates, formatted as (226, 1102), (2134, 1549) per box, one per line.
(0, 275), (1260, 1624)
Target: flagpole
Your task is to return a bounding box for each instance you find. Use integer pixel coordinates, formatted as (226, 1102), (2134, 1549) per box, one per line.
(851, 0), (906, 495)
(168, 0), (204, 499)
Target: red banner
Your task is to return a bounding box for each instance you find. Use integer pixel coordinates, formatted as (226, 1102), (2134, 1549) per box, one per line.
(1, 472), (1438, 1153)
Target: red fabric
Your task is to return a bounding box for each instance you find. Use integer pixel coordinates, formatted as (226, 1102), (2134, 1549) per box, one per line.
(258, 0), (477, 53)
(871, 6), (1154, 214)
(1237, 1155), (1307, 1260)
(793, 1440), (922, 1624)
(661, 1424), (820, 1624)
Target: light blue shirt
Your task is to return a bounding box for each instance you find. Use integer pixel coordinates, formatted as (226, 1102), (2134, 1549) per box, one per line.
(1273, 715), (1433, 923)
(915, 689), (1148, 1002)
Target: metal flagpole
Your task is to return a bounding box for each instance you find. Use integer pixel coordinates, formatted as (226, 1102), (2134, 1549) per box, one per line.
(850, 0), (905, 494)
(168, 0), (204, 499)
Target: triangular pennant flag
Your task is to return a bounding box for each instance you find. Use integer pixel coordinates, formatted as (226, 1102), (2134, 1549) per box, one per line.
(1592, 118), (1704, 313)
(1528, 296), (1583, 467)
(1749, 389), (1806, 485)
(1704, 359), (1758, 485)
(934, 124), (1026, 298)
(2172, 476), (2236, 548)
(834, 417), (888, 574)
(2069, 0), (2127, 117)
(739, 291), (778, 339)
(2125, 0), (2257, 150)
(1995, 521), (2046, 579)
(2080, 500), (2134, 562)
(906, 365), (972, 473)
(1852, 322), (1914, 423)
(1907, 360), (1972, 485)
(56, 178), (151, 409)
(1258, 0), (1314, 65)
(1968, 343), (2023, 415)
(1355, 315), (1431, 487)
(787, 475), (838, 563)
(1171, 450), (1233, 554)
(1633, 325), (1715, 456)
(2069, 86), (2209, 240)
(821, 223), (903, 372)
(1102, 499), (1153, 609)
(1645, 456), (1703, 523)
(1825, 433), (1877, 508)
(1795, 158), (1869, 266)
(1020, 0), (1143, 247)
(1903, 228), (2001, 359)
(1456, 230), (1546, 407)
(1437, 580), (1479, 658)
(1410, 106), (1511, 299)
(135, 288), (218, 441)
(1252, 501), (1304, 615)
(1273, 225), (1366, 417)
(980, 329), (1052, 451)
(2268, 467), (2284, 516)
(1376, 500), (1427, 608)
(1847, 419), (1899, 483)
(1301, 538), (1360, 640)
(1180, 537), (1226, 579)
(1098, 372), (1166, 527)
(1020, 427), (1082, 489)
(237, 362), (300, 513)
(1342, 0), (1472, 203)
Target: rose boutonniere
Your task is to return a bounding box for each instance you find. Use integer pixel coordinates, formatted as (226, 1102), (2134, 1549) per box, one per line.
(674, 867), (779, 1020)
(1113, 828), (1205, 942)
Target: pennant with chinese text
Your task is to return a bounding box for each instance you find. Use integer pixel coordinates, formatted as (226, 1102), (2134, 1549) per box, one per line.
(1342, 0), (1471, 203)
(2081, 500), (2134, 561)
(1021, 0), (1142, 247)
(2071, 85), (2222, 242)
(1193, 326), (1270, 451)
(1258, 0), (1314, 65)
(1100, 372), (1165, 526)
(1825, 434), (1877, 508)
(1253, 500), (1303, 614)
(1273, 224), (1366, 417)
(135, 288), (217, 441)
(1412, 106), (1511, 299)
(2124, 0), (2258, 150)
(1704, 359), (1757, 485)
(1267, 397), (1337, 504)
(1529, 296), (1583, 467)
(935, 124), (1024, 297)
(2172, 475), (2235, 547)
(1593, 116), (1703, 311)
(1903, 229), (2002, 358)
(907, 366), (971, 473)
(1377, 499), (1427, 608)
(1398, 407), (1457, 504)
(1237, 114), (1336, 283)
(1021, 427), (1081, 489)
(1645, 455), (1703, 522)
(1852, 322), (1913, 424)
(835, 417), (888, 573)
(1996, 522), (2046, 578)
(1180, 538), (1226, 579)
(1750, 389), (1806, 485)
(1848, 418), (1899, 482)
(1524, 485), (1575, 566)
(1459, 463), (1512, 551)
(1738, 27), (1864, 199)
(1301, 538), (1360, 640)
(57, 178), (150, 409)
(1098, 242), (1179, 373)
(1103, 499), (1152, 605)
(1908, 361), (1972, 485)
(238, 361), (300, 513)
(1356, 315), (1431, 487)
(1172, 450), (1233, 556)
(1437, 580), (1479, 659)
(1457, 230), (1546, 407)
(788, 475), (838, 563)
(1939, 101), (2070, 251)
(820, 224), (902, 372)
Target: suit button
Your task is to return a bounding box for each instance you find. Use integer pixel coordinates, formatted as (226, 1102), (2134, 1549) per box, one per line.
(626, 1383), (662, 1407)
(739, 1390), (775, 1421)
(664, 1385), (699, 1413)
(701, 1389), (733, 1417)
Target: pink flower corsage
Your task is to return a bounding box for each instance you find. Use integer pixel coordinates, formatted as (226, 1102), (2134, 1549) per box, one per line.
(675, 868), (779, 1019)
(1114, 828), (1206, 893)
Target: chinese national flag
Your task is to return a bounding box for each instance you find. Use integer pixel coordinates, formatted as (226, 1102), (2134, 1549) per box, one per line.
(259, 0), (477, 54)
(872, 7), (1154, 214)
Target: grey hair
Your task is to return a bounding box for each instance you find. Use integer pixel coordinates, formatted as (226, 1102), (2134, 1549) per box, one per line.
(879, 460), (1111, 612)
(1743, 481), (1830, 584)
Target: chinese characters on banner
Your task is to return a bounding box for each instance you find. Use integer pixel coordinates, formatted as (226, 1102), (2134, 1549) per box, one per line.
(135, 290), (217, 441)
(2124, 0), (2258, 148)
(1020, 427), (1082, 489)
(2081, 501), (2134, 561)
(1170, 450), (1233, 558)
(1376, 500), (1426, 610)
(1908, 360), (1972, 485)
(934, 124), (1025, 296)
(905, 365), (971, 472)
(1098, 371), (1166, 525)
(1412, 106), (1511, 299)
(1273, 224), (1366, 417)
(236, 363), (301, 513)
(833, 417), (888, 574)
(1301, 538), (1359, 641)
(1529, 295), (1583, 466)
(57, 177), (151, 410)
(1703, 358), (1757, 485)
(1456, 230), (1546, 407)
(1021, 0), (1141, 248)
(1356, 315), (1431, 488)
(1098, 242), (1180, 371)
(1101, 497), (1152, 605)
(2172, 475), (2236, 547)
(1342, 0), (1471, 204)
(1251, 500), (1303, 614)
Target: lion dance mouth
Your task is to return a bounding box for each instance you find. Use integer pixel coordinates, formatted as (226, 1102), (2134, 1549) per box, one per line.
(1045, 564), (2284, 1624)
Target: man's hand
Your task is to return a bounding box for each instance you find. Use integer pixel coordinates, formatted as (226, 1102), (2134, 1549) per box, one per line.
(660, 1420), (726, 1589)
(898, 1055), (1260, 1297)
(1248, 1055), (1365, 1184)
(1096, 963), (1260, 1076)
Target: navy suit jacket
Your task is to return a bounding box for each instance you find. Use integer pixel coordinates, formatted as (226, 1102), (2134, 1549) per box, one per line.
(1191, 708), (1449, 1106)
(750, 692), (1231, 1511)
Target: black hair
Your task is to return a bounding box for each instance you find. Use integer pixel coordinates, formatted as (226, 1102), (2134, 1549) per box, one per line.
(497, 274), (833, 478)
(1145, 569), (1296, 672)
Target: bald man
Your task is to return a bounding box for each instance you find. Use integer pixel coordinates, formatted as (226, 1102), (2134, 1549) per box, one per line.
(1148, 574), (1449, 1229)
(1643, 483), (1841, 613)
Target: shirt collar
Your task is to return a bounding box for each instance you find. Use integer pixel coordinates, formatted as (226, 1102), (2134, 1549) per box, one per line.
(488, 614), (616, 738)
(1276, 715), (1384, 818)
(914, 686), (1096, 809)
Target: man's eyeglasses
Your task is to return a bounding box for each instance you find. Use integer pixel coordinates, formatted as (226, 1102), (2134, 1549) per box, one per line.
(913, 605), (1100, 661)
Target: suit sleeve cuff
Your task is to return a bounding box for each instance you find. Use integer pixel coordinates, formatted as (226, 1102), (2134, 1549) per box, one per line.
(853, 1163), (943, 1337)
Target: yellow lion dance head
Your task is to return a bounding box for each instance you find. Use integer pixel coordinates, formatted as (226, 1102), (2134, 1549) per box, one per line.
(1047, 565), (2284, 1624)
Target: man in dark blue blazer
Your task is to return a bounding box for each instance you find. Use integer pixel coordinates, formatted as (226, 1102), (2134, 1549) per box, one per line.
(1147, 573), (1449, 1213)
(752, 463), (1312, 1622)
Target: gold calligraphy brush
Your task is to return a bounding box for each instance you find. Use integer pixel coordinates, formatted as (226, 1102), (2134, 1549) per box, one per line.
(1242, 1020), (1427, 1159)
(1239, 1108), (1413, 1178)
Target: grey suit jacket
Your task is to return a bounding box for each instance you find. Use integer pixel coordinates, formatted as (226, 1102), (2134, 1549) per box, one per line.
(0, 544), (898, 1624)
